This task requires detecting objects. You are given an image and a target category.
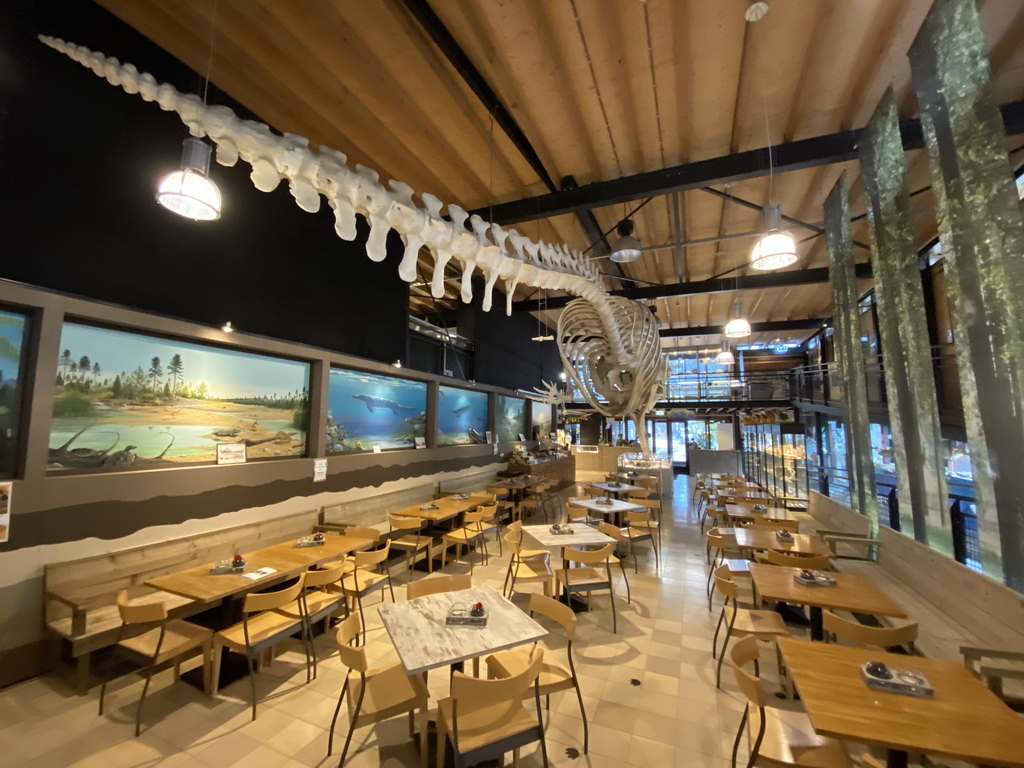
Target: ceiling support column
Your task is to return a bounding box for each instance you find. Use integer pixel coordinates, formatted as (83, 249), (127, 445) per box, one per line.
(860, 89), (950, 551)
(911, 0), (1024, 588)
(824, 173), (878, 534)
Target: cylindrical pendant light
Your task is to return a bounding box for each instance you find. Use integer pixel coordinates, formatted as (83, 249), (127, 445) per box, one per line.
(609, 219), (642, 263)
(716, 344), (735, 365)
(751, 204), (797, 270)
(724, 299), (751, 338)
(156, 136), (222, 221)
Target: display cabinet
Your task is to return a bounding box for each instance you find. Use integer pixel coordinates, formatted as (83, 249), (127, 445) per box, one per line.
(740, 422), (808, 500)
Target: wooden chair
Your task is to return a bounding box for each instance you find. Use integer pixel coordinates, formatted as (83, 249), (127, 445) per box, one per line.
(823, 611), (919, 654)
(328, 612), (428, 768)
(437, 645), (548, 768)
(477, 500), (504, 556)
(406, 572), (472, 600)
(440, 510), (490, 569)
(625, 489), (651, 500)
(565, 499), (596, 526)
(728, 635), (853, 768)
(597, 515), (658, 573)
(502, 532), (553, 598)
(388, 515), (433, 578)
(274, 565), (348, 677)
(706, 529), (750, 610)
(341, 541), (396, 643)
(712, 566), (790, 690)
(626, 498), (662, 556)
(486, 593), (589, 754)
(555, 543), (619, 634)
(98, 590), (213, 736)
(211, 580), (311, 720)
(763, 549), (833, 571)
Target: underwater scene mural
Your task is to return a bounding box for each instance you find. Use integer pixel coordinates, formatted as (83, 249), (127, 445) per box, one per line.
(532, 402), (553, 440)
(0, 309), (28, 479)
(438, 385), (489, 445)
(326, 368), (426, 453)
(496, 395), (528, 442)
(48, 323), (310, 472)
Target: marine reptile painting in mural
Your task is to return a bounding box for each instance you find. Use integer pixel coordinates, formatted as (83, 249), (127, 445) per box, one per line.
(48, 323), (310, 472)
(0, 309), (28, 479)
(437, 385), (489, 446)
(326, 368), (426, 453)
(496, 395), (528, 443)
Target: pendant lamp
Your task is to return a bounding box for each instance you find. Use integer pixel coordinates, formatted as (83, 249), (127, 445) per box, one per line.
(156, 136), (222, 221)
(609, 219), (642, 263)
(716, 343), (735, 365)
(750, 204), (797, 270)
(724, 300), (751, 339)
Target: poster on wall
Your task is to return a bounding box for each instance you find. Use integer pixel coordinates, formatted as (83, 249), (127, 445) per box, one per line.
(0, 309), (29, 480)
(437, 385), (488, 445)
(48, 323), (310, 473)
(0, 481), (10, 543)
(326, 368), (426, 453)
(531, 402), (553, 441)
(496, 395), (527, 442)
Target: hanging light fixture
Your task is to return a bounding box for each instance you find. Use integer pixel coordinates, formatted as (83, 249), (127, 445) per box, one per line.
(745, 1), (770, 22)
(156, 137), (222, 220)
(609, 219), (642, 263)
(532, 291), (554, 341)
(716, 339), (735, 365)
(724, 299), (751, 339)
(750, 204), (798, 270)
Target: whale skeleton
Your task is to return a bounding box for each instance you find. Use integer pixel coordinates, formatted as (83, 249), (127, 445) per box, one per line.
(41, 35), (668, 457)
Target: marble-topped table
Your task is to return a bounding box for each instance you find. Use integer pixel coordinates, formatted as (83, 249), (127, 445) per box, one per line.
(571, 496), (644, 526)
(520, 524), (615, 557)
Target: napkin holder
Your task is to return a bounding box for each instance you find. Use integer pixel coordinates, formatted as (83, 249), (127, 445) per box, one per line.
(595, 497), (614, 506)
(860, 663), (933, 698)
(775, 530), (794, 541)
(296, 535), (326, 548)
(446, 605), (487, 627)
(450, 493), (469, 501)
(550, 524), (575, 535)
(752, 504), (768, 513)
(419, 502), (439, 511)
(210, 561), (246, 575)
(793, 571), (836, 587)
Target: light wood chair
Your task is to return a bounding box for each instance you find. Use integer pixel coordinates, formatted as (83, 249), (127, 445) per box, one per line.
(712, 566), (790, 690)
(627, 498), (662, 556)
(706, 529), (750, 610)
(388, 514), (433, 578)
(728, 635), (853, 768)
(341, 541), (396, 643)
(437, 645), (549, 768)
(328, 612), (428, 768)
(823, 611), (919, 654)
(98, 590), (213, 736)
(625, 489), (652, 500)
(486, 593), (589, 754)
(477, 500), (504, 556)
(597, 515), (659, 573)
(555, 543), (619, 634)
(565, 499), (596, 526)
(440, 510), (490, 569)
(211, 580), (311, 720)
(406, 572), (472, 600)
(274, 564), (348, 677)
(502, 532), (553, 598)
(506, 519), (550, 559)
(763, 549), (834, 571)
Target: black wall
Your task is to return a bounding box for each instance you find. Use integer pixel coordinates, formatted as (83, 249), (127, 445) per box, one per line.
(0, 0), (408, 365)
(472, 304), (562, 391)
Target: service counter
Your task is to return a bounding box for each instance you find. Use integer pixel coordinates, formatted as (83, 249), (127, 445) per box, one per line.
(505, 453), (575, 490)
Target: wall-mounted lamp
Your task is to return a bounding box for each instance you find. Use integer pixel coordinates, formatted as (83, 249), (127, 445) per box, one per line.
(392, 359), (403, 368)
(221, 321), (233, 333)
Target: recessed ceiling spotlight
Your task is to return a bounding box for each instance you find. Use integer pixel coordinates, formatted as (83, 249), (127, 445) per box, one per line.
(745, 1), (769, 22)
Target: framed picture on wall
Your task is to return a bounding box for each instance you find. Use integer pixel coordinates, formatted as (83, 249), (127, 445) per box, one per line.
(0, 481), (10, 543)
(437, 385), (488, 445)
(496, 395), (527, 442)
(0, 308), (30, 480)
(326, 367), (427, 454)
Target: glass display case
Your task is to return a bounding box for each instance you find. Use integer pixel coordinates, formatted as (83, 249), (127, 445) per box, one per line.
(617, 453), (674, 496)
(740, 422), (808, 500)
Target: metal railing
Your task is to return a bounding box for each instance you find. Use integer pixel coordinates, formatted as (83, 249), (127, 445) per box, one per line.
(662, 369), (792, 403)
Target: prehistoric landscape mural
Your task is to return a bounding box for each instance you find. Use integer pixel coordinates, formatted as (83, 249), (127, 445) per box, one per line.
(496, 395), (528, 443)
(326, 368), (426, 453)
(532, 402), (553, 440)
(48, 323), (310, 472)
(0, 309), (28, 479)
(438, 385), (489, 445)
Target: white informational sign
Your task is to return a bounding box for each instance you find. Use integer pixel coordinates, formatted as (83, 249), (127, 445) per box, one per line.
(313, 458), (327, 483)
(576, 445), (599, 453)
(518, 433), (526, 442)
(372, 444), (382, 454)
(485, 431), (493, 443)
(0, 481), (10, 544)
(217, 443), (246, 465)
(414, 437), (426, 449)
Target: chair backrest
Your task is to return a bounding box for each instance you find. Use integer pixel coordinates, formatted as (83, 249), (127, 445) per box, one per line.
(528, 593), (576, 641)
(450, 645), (544, 715)
(626, 489), (651, 500)
(345, 526), (382, 543)
(507, 519), (524, 534)
(562, 543), (614, 566)
(353, 539), (391, 569)
(628, 498), (660, 511)
(605, 474), (619, 482)
(625, 510), (651, 525)
(389, 515), (426, 534)
(711, 564), (738, 600)
(335, 613), (367, 673)
(116, 590), (167, 624)
(505, 532), (524, 556)
(242, 579), (304, 613)
(300, 562), (346, 590)
(765, 549), (833, 570)
(463, 510), (485, 527)
(596, 521), (625, 543)
(823, 611), (919, 649)
(707, 529), (738, 551)
(637, 477), (657, 490)
(406, 573), (472, 599)
(729, 635), (770, 707)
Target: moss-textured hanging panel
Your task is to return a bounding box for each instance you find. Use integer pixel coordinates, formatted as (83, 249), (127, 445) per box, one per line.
(860, 89), (950, 552)
(910, 0), (1024, 587)
(824, 173), (878, 535)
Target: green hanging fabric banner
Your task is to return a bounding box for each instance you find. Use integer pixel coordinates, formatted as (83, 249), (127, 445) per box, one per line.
(860, 89), (950, 552)
(824, 172), (878, 535)
(910, 0), (1024, 587)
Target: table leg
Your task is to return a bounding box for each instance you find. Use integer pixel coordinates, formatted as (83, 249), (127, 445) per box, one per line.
(809, 606), (824, 641)
(886, 750), (908, 768)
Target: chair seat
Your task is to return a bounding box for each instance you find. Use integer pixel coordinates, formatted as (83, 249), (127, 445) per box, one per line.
(518, 548), (549, 561)
(748, 704), (853, 768)
(556, 567), (610, 588)
(486, 648), (572, 695)
(391, 534), (429, 551)
(510, 559), (553, 581)
(437, 696), (540, 755)
(444, 527), (487, 544)
(217, 611), (304, 652)
(348, 663), (423, 722)
(630, 520), (659, 531)
(275, 590), (345, 620)
(618, 527), (653, 541)
(120, 620), (212, 665)
(342, 571), (389, 596)
(724, 605), (790, 636)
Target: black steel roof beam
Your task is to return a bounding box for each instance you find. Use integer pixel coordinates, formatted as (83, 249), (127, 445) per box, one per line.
(475, 100), (1024, 225)
(513, 262), (872, 311)
(659, 318), (827, 338)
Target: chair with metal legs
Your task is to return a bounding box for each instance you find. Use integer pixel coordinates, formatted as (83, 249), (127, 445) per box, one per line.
(340, 541), (396, 644)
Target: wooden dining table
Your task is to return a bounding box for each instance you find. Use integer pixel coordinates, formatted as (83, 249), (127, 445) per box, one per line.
(777, 637), (1024, 768)
(392, 493), (493, 524)
(725, 503), (798, 523)
(589, 481), (643, 499)
(144, 532), (373, 604)
(749, 563), (907, 640)
(729, 527), (833, 557)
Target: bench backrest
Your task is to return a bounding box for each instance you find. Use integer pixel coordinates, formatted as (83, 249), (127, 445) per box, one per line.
(44, 509), (319, 619)
(807, 490), (872, 536)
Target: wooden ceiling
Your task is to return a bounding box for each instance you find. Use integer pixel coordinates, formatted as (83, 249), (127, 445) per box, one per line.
(96, 0), (1024, 347)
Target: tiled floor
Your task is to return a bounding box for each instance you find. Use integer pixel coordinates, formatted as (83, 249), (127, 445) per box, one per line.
(2, 477), (816, 768)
